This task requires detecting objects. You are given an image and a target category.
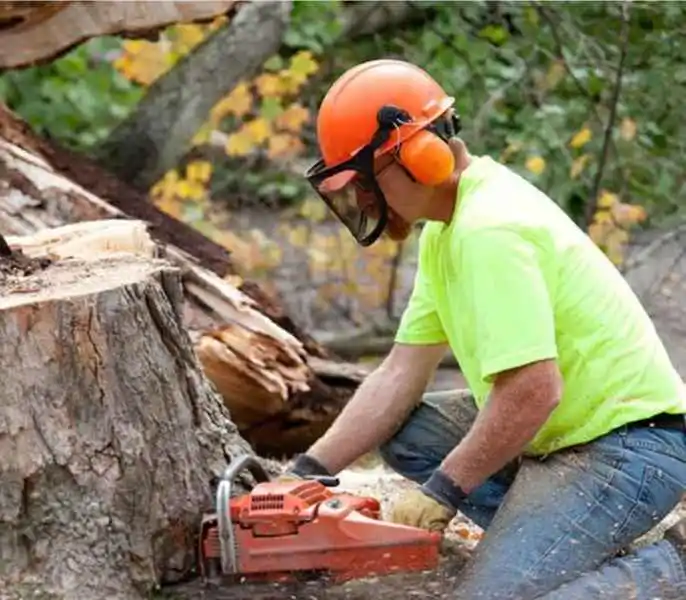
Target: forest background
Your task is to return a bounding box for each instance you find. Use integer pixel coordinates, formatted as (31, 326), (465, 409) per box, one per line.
(3, 0), (682, 354)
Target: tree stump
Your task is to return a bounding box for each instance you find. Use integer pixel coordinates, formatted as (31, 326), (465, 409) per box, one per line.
(0, 246), (255, 600)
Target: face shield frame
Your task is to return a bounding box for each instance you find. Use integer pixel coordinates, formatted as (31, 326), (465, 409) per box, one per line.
(304, 121), (396, 247)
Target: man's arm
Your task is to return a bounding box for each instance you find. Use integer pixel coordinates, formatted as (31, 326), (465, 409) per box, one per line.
(305, 341), (448, 475)
(440, 358), (563, 493)
(416, 227), (562, 510)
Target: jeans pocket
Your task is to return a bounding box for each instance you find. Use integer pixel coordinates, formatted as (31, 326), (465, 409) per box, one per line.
(611, 463), (683, 544)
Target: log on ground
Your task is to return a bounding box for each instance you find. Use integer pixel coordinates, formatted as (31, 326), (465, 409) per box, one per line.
(0, 241), (255, 600)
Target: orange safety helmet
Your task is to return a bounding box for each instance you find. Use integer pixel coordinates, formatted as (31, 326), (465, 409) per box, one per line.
(305, 59), (460, 246)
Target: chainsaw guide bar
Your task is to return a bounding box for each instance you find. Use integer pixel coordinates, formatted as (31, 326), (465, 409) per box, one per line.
(198, 454), (441, 585)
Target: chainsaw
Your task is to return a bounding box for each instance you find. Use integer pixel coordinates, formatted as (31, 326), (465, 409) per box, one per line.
(198, 454), (441, 583)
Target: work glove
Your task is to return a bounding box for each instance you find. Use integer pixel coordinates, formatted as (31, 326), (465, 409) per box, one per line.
(388, 469), (467, 533)
(277, 453), (332, 482)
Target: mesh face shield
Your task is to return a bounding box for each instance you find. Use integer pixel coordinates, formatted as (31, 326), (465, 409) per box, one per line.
(305, 147), (389, 247)
(305, 108), (461, 247)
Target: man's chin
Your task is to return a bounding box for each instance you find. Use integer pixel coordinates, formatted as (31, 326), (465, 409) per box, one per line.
(385, 218), (413, 241)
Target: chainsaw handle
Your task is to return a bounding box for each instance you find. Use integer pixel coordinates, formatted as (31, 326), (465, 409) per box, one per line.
(216, 454), (270, 575)
(303, 474), (340, 487)
(220, 454), (271, 486)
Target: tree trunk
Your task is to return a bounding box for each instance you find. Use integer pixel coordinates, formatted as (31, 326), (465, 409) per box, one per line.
(96, 0), (293, 190)
(0, 239), (256, 600)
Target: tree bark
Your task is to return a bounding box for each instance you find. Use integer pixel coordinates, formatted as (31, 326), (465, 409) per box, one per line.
(0, 1), (238, 70)
(0, 239), (256, 600)
(96, 0), (293, 190)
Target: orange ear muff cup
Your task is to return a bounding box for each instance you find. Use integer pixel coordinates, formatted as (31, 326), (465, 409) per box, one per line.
(398, 130), (455, 186)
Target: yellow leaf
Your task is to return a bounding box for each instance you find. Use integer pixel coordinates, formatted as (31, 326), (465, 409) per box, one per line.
(612, 202), (647, 226)
(155, 196), (184, 220)
(186, 160), (212, 183)
(210, 82), (252, 123)
(287, 224), (310, 248)
(619, 117), (637, 141)
(150, 169), (180, 202)
(278, 51), (319, 95)
(173, 24), (206, 54)
(244, 117), (271, 145)
(267, 133), (303, 159)
(289, 50), (319, 78)
(255, 73), (284, 97)
(177, 179), (205, 201)
(275, 103), (309, 133)
(605, 229), (628, 265)
(569, 127), (592, 149)
(570, 153), (591, 179)
(597, 190), (618, 209)
(191, 122), (213, 146)
(500, 140), (522, 162)
(225, 129), (255, 157)
(525, 155), (546, 175)
(592, 210), (614, 225)
(116, 39), (172, 85)
(299, 197), (328, 223)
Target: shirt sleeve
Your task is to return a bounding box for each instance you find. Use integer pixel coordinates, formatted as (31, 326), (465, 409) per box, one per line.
(394, 239), (447, 346)
(458, 227), (558, 383)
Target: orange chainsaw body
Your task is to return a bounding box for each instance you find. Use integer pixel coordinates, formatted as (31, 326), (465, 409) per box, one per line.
(199, 477), (441, 583)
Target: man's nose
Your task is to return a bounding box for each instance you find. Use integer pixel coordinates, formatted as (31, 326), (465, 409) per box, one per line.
(355, 188), (380, 219)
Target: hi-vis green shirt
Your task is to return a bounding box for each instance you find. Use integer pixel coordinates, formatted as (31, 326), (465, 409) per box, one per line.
(395, 155), (686, 456)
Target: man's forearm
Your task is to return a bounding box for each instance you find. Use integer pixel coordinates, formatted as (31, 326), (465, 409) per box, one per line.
(305, 360), (433, 474)
(440, 363), (562, 493)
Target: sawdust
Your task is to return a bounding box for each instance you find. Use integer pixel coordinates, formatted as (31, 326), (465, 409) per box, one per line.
(0, 241), (52, 291)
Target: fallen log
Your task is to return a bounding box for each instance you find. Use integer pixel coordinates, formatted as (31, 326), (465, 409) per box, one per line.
(0, 1), (238, 70)
(0, 114), (367, 456)
(0, 237), (254, 600)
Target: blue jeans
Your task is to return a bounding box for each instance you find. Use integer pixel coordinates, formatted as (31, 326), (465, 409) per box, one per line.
(379, 390), (686, 599)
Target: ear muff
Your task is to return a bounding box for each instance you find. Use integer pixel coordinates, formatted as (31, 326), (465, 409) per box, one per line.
(373, 104), (456, 187)
(398, 129), (455, 186)
(399, 130), (455, 186)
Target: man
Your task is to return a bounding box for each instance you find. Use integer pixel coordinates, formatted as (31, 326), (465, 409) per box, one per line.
(291, 58), (686, 599)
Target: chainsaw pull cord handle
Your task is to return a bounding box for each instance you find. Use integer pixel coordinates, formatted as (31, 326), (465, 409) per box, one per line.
(216, 454), (271, 574)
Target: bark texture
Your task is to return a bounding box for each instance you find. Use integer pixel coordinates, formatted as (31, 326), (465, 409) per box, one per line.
(96, 0), (293, 189)
(0, 1), (237, 69)
(0, 243), (255, 600)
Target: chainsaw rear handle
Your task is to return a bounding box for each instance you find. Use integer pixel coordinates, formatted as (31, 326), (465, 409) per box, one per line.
(303, 474), (340, 487)
(220, 454), (271, 486)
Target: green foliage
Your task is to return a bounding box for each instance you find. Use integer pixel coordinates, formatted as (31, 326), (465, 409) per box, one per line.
(0, 37), (142, 150)
(2, 0), (685, 318)
(283, 0), (344, 52)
